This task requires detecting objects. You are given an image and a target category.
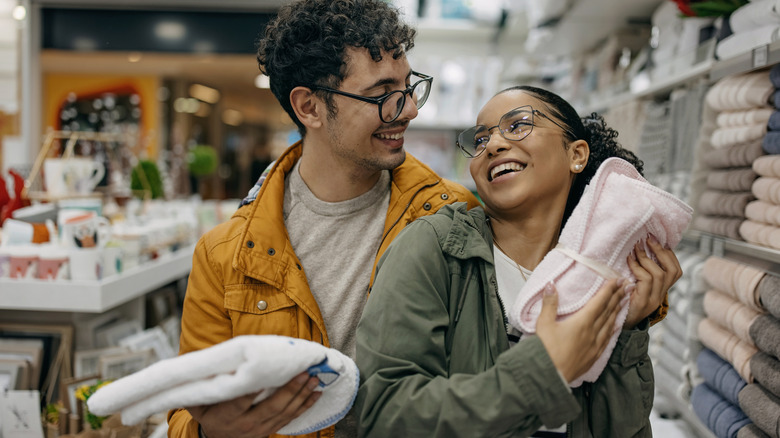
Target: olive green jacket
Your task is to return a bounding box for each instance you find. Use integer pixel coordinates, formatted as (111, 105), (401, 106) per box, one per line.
(356, 202), (654, 437)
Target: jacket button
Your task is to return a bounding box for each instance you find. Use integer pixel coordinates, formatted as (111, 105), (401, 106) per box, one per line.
(441, 193), (449, 200)
(256, 300), (268, 310)
(296, 263), (302, 270)
(423, 202), (432, 211)
(267, 248), (275, 255)
(246, 241), (255, 248)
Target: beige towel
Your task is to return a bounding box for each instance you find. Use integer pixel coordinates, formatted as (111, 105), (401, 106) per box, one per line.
(753, 155), (780, 178)
(698, 318), (758, 382)
(717, 108), (774, 127)
(702, 139), (764, 169)
(745, 200), (780, 226)
(702, 256), (765, 312)
(703, 289), (763, 345)
(707, 168), (758, 192)
(739, 220), (780, 251)
(705, 70), (774, 111)
(693, 216), (745, 240)
(752, 177), (780, 204)
(712, 124), (768, 149)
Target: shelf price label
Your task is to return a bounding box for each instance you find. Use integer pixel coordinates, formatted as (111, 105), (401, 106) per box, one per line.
(753, 45), (769, 68)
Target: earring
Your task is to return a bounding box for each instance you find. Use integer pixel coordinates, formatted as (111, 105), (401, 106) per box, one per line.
(574, 164), (583, 171)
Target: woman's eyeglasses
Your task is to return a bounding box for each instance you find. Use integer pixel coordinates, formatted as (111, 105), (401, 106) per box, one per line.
(309, 71), (433, 124)
(456, 105), (574, 158)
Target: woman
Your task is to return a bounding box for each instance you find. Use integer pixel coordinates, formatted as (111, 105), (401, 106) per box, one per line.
(355, 85), (682, 437)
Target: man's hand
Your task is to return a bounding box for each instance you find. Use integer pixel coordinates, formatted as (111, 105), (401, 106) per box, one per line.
(623, 235), (683, 329)
(187, 371), (322, 438)
(536, 279), (626, 383)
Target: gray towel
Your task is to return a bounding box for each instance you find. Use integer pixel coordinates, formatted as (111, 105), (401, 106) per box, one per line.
(750, 315), (780, 359)
(750, 352), (780, 399)
(758, 274), (780, 320)
(738, 384), (780, 438)
(739, 423), (772, 438)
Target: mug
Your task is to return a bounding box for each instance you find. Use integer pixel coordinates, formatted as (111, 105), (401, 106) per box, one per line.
(44, 158), (105, 196)
(59, 213), (112, 249)
(69, 247), (103, 281)
(37, 246), (70, 280)
(8, 245), (39, 279)
(0, 247), (11, 278)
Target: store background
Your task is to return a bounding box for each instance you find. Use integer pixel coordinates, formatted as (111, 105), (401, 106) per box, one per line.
(2, 0), (780, 437)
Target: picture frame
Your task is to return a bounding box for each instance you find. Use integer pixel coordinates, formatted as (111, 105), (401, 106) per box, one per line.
(59, 374), (99, 414)
(94, 319), (143, 349)
(98, 349), (153, 380)
(0, 359), (26, 391)
(118, 326), (176, 361)
(0, 323), (74, 405)
(0, 338), (44, 390)
(73, 346), (130, 378)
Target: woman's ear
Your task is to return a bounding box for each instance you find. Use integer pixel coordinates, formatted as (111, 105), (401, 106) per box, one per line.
(290, 86), (323, 129)
(570, 139), (589, 173)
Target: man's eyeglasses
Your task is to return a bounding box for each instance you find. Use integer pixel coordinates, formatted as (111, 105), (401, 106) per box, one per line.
(456, 105), (575, 158)
(309, 71), (433, 124)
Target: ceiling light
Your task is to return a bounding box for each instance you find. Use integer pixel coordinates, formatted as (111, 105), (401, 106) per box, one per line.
(222, 109), (243, 126)
(12, 5), (26, 20)
(189, 84), (220, 104)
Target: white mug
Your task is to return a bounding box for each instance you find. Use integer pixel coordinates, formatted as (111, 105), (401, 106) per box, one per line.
(59, 213), (112, 249)
(44, 158), (105, 196)
(69, 247), (103, 281)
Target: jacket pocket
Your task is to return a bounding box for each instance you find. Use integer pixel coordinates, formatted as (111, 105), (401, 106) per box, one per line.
(224, 283), (297, 337)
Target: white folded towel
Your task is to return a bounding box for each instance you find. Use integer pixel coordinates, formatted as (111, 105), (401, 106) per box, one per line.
(86, 335), (359, 435)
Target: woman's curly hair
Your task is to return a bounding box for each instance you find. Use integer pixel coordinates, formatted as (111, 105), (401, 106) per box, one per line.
(256, 0), (416, 136)
(501, 85), (644, 227)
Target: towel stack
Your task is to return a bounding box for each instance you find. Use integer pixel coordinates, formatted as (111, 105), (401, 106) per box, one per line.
(739, 65), (780, 252)
(716, 0), (780, 60)
(691, 70), (772, 240)
(692, 256), (780, 438)
(648, 247), (709, 417)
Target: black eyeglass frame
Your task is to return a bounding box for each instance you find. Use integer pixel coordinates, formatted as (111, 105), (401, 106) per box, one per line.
(457, 105), (576, 158)
(309, 71), (433, 124)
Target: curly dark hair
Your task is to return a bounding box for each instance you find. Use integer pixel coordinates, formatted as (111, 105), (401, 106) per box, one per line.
(500, 85), (644, 227)
(256, 0), (416, 136)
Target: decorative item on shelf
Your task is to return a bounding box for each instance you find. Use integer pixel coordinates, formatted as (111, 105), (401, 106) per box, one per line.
(130, 160), (164, 200)
(187, 144), (219, 195)
(671, 0), (748, 17)
(74, 380), (112, 430)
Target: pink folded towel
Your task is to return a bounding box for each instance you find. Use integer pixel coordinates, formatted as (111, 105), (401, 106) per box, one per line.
(745, 200), (780, 226)
(508, 157), (693, 387)
(753, 155), (780, 178)
(702, 256), (765, 312)
(752, 177), (780, 204)
(739, 219), (780, 250)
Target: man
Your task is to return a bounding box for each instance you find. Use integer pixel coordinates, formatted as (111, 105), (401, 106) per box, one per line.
(167, 0), (480, 437)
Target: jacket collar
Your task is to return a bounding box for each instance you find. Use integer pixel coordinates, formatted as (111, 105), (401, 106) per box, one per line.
(436, 204), (495, 264)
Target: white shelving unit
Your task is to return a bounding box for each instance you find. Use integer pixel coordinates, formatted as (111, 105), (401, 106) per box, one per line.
(0, 244), (194, 313)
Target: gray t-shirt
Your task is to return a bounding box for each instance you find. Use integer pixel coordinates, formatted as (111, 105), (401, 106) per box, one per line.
(283, 161), (390, 437)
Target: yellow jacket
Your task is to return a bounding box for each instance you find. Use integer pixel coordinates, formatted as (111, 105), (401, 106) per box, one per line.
(167, 141), (480, 438)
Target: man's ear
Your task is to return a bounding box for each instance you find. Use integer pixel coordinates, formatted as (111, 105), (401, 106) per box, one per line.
(570, 139), (590, 172)
(290, 86), (323, 129)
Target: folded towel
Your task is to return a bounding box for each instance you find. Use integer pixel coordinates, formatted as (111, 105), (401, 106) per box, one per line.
(693, 216), (745, 240)
(508, 157), (693, 387)
(716, 25), (780, 61)
(763, 132), (780, 154)
(702, 256), (766, 312)
(758, 274), (780, 319)
(712, 124), (768, 149)
(749, 314), (780, 360)
(772, 63), (780, 88)
(769, 111), (780, 131)
(699, 318), (758, 383)
(774, 90), (780, 109)
(753, 155), (780, 178)
(691, 382), (752, 438)
(745, 200), (780, 226)
(704, 289), (763, 346)
(718, 108), (774, 128)
(739, 423), (773, 438)
(707, 169), (759, 192)
(738, 384), (780, 438)
(739, 220), (780, 250)
(698, 190), (754, 218)
(730, 0), (780, 34)
(87, 335), (359, 434)
(703, 140), (764, 169)
(750, 352), (780, 398)
(706, 71), (774, 111)
(697, 347), (748, 406)
(752, 177), (780, 204)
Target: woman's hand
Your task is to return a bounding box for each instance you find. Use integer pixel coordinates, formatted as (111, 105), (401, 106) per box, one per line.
(623, 235), (682, 329)
(536, 279), (626, 383)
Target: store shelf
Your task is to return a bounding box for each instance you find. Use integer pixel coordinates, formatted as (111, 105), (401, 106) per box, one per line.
(0, 244), (194, 313)
(710, 40), (780, 81)
(685, 230), (780, 276)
